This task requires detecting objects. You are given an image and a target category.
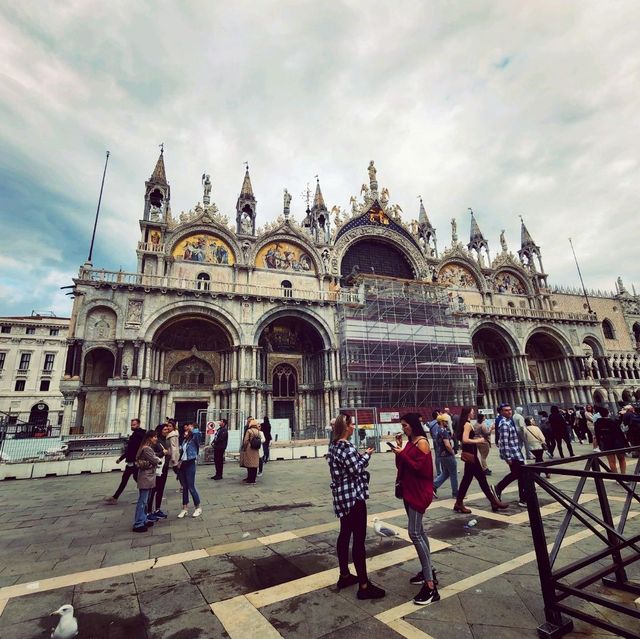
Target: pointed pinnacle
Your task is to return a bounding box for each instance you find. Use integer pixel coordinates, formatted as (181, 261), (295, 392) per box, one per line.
(520, 216), (535, 246)
(240, 166), (255, 199)
(313, 178), (326, 210)
(150, 150), (167, 183)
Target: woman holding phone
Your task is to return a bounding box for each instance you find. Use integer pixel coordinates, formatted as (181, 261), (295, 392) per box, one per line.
(392, 413), (439, 605)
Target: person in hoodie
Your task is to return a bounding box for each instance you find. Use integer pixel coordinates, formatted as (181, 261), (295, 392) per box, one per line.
(513, 407), (532, 460)
(105, 418), (146, 504)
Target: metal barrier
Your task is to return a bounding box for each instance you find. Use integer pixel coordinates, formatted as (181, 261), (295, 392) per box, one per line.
(523, 447), (640, 639)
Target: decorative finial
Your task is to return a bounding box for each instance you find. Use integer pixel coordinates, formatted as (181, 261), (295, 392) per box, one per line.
(202, 173), (212, 206)
(451, 218), (458, 243)
(243, 161), (249, 171)
(159, 143), (164, 153)
(468, 207), (474, 216)
(301, 183), (312, 210)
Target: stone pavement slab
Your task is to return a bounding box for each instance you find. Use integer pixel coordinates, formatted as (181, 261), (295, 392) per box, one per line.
(0, 441), (634, 638)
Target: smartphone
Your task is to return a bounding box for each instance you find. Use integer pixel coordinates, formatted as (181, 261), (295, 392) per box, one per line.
(387, 442), (397, 450)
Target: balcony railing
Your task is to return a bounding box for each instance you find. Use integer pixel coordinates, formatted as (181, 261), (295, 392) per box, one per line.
(77, 267), (361, 304)
(137, 241), (166, 253)
(465, 304), (597, 323)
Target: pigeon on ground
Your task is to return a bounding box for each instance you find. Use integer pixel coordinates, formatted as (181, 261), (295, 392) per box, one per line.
(373, 517), (400, 539)
(51, 604), (78, 639)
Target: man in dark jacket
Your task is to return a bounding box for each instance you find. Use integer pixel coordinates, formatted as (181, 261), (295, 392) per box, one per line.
(104, 418), (146, 504)
(210, 419), (228, 480)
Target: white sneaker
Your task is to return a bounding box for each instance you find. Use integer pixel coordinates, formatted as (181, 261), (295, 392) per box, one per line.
(257, 472), (263, 477)
(177, 509), (188, 519)
(593, 447), (600, 453)
(192, 507), (202, 518)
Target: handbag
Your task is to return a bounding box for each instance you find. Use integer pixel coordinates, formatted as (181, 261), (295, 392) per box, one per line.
(394, 480), (403, 499)
(460, 451), (475, 464)
(527, 426), (548, 450)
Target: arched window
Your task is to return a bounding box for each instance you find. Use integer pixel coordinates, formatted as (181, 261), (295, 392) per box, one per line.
(281, 280), (293, 298)
(197, 272), (210, 291)
(272, 364), (297, 397)
(602, 319), (615, 340)
(633, 322), (640, 344)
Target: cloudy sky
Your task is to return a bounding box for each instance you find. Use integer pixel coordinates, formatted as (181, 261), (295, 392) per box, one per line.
(1, 1), (639, 316)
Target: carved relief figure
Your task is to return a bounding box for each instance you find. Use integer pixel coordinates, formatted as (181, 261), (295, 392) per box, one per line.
(126, 300), (143, 325)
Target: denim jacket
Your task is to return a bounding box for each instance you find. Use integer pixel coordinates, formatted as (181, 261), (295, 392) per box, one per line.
(180, 428), (201, 462)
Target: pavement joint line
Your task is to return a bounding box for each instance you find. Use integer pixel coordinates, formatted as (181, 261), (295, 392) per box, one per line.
(386, 618), (437, 639)
(211, 595), (283, 639)
(0, 599), (7, 617)
(374, 510), (639, 630)
(0, 478), (579, 607)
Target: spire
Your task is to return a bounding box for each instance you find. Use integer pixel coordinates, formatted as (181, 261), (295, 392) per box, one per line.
(418, 198), (429, 226)
(236, 164), (257, 235)
(240, 165), (255, 199)
(150, 147), (167, 184)
(520, 216), (535, 247)
(467, 208), (490, 264)
(469, 208), (485, 243)
(313, 178), (326, 210)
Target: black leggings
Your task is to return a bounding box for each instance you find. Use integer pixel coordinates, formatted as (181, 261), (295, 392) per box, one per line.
(554, 434), (574, 458)
(148, 462), (169, 512)
(337, 500), (368, 585)
(457, 458), (495, 503)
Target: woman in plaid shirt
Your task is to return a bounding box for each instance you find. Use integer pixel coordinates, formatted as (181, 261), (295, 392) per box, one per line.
(327, 414), (385, 600)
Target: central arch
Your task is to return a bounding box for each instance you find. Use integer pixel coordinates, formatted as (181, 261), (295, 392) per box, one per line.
(154, 315), (234, 425)
(340, 238), (415, 281)
(256, 314), (328, 434)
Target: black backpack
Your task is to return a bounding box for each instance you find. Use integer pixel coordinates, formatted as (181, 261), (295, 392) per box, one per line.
(249, 434), (262, 450)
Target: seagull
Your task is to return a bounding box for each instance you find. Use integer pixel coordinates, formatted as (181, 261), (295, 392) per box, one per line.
(51, 604), (78, 639)
(373, 517), (400, 541)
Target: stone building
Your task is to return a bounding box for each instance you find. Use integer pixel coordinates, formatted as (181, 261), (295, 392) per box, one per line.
(59, 151), (640, 433)
(0, 314), (70, 432)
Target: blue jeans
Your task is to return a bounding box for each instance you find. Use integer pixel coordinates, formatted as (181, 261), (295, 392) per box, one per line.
(434, 455), (458, 497)
(134, 488), (151, 528)
(179, 460), (200, 507)
(404, 502), (433, 582)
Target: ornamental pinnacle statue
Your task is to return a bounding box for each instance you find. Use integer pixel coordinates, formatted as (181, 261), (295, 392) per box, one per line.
(368, 160), (378, 194)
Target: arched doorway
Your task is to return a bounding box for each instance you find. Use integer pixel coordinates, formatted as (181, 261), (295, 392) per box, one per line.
(29, 402), (49, 435)
(258, 315), (326, 434)
(471, 326), (520, 409)
(525, 332), (571, 405)
(155, 316), (232, 425)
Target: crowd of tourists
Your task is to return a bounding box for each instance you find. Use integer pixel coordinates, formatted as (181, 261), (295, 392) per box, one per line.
(326, 401), (640, 607)
(103, 414), (273, 532)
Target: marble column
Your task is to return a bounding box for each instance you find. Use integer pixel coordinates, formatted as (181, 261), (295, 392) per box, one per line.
(107, 389), (118, 432)
(114, 341), (125, 378)
(75, 392), (86, 430)
(60, 391), (77, 436)
(139, 389), (150, 427)
(132, 341), (141, 377)
(73, 340), (83, 377)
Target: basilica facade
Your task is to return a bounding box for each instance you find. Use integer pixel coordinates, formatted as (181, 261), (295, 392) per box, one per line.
(59, 152), (640, 433)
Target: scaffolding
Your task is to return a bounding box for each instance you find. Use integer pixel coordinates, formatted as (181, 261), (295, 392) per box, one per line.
(338, 275), (476, 414)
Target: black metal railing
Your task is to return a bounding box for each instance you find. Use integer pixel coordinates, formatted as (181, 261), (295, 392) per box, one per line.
(523, 448), (640, 639)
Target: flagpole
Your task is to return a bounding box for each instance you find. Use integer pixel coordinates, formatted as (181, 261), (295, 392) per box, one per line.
(568, 237), (592, 314)
(87, 151), (110, 264)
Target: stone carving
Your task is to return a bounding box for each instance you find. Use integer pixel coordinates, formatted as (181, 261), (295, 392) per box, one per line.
(451, 218), (458, 243)
(202, 174), (212, 205)
(283, 189), (292, 216)
(368, 161), (377, 191)
(500, 230), (508, 252)
(126, 300), (143, 325)
(380, 187), (389, 206)
(321, 248), (330, 271)
(241, 240), (251, 262)
(241, 214), (253, 234)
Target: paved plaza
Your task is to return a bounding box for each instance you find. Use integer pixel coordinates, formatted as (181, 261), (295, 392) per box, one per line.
(0, 444), (637, 639)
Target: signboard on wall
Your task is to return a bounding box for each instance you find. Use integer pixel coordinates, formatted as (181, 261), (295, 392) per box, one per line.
(380, 411), (400, 422)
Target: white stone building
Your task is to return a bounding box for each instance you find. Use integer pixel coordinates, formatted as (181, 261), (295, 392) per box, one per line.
(0, 314), (70, 433)
(58, 151), (640, 434)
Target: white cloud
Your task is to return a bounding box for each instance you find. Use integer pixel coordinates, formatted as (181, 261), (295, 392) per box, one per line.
(0, 0), (639, 312)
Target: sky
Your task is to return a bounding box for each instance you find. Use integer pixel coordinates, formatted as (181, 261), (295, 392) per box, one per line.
(1, 1), (639, 317)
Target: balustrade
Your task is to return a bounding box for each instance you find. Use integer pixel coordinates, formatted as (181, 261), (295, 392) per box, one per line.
(465, 303), (596, 323)
(78, 267), (360, 304)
